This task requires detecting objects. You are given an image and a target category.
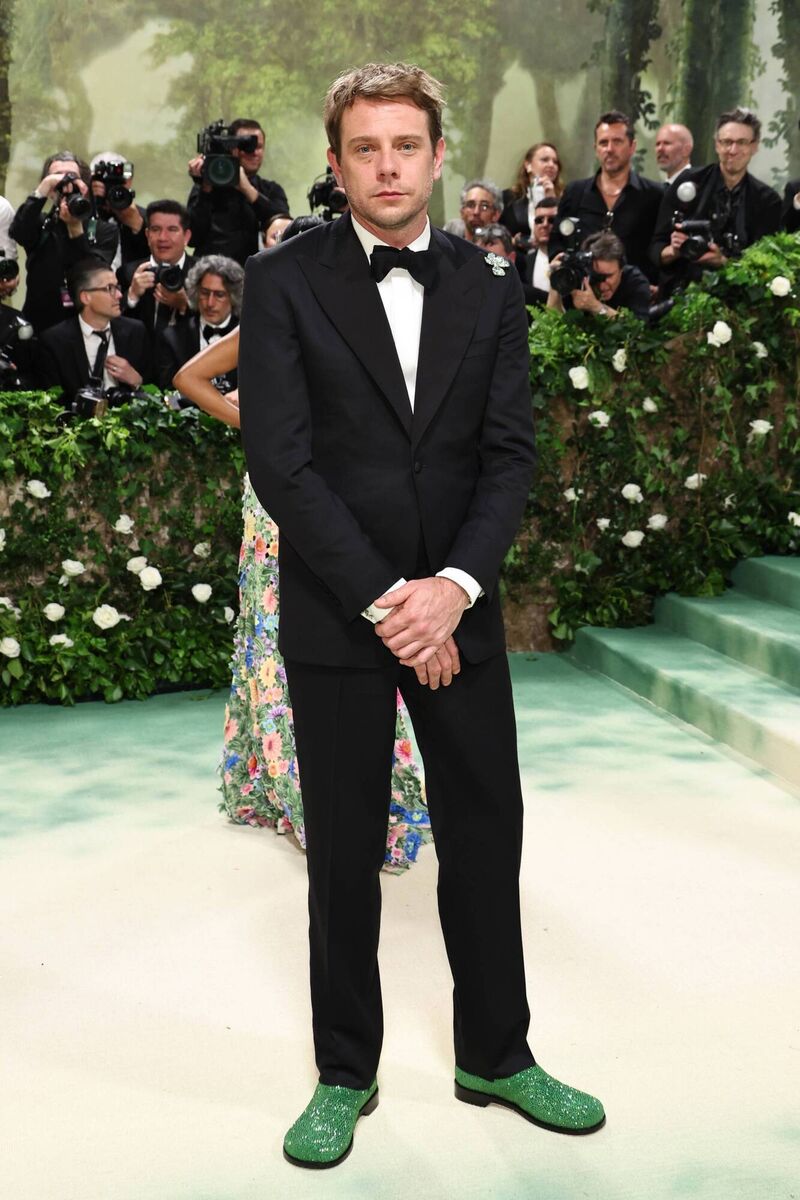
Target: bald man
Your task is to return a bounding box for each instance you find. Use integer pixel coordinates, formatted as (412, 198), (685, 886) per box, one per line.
(655, 123), (693, 183)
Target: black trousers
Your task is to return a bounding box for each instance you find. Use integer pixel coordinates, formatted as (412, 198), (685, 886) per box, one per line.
(285, 651), (535, 1089)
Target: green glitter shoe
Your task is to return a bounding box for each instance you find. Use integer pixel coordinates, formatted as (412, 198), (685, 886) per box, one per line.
(454, 1064), (605, 1134)
(283, 1080), (378, 1168)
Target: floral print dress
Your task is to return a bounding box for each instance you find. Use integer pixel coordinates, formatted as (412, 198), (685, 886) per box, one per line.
(219, 476), (432, 871)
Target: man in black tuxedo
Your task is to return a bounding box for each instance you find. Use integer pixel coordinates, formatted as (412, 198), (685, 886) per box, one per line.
(37, 257), (151, 400)
(118, 200), (192, 345)
(782, 178), (800, 233)
(239, 62), (604, 1170)
(156, 253), (242, 392)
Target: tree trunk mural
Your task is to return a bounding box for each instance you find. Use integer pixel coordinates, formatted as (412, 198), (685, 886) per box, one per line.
(0, 0), (13, 193)
(600, 0), (661, 127)
(771, 0), (800, 176)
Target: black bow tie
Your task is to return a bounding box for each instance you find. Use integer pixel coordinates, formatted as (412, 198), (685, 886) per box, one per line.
(370, 244), (437, 290)
(202, 323), (226, 341)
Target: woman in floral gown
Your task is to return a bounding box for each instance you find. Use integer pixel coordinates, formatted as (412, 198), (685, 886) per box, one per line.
(174, 327), (431, 872)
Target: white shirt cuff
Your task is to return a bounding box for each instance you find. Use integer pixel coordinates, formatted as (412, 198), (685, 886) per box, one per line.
(436, 567), (483, 608)
(362, 578), (407, 624)
(126, 291), (140, 309)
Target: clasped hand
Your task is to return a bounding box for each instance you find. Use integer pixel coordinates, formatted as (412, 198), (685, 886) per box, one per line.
(373, 577), (468, 690)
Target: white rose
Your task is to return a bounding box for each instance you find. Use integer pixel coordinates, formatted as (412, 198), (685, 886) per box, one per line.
(563, 487), (582, 502)
(752, 341), (768, 359)
(191, 583), (213, 603)
(642, 397), (658, 413)
(43, 603), (65, 622)
(0, 528), (5, 552)
(788, 512), (800, 528)
(647, 514), (668, 531)
(58, 575), (69, 587)
(769, 276), (791, 297)
(621, 483), (643, 504)
(596, 518), (611, 531)
(113, 514), (135, 534)
(193, 542), (211, 558)
(49, 634), (74, 648)
(26, 479), (51, 499)
(1, 636), (21, 657)
(748, 419), (773, 437)
(92, 604), (121, 630)
(568, 366), (590, 390)
(711, 320), (732, 345)
(224, 606), (235, 623)
(139, 566), (163, 591)
(611, 348), (627, 372)
(588, 409), (610, 428)
(61, 559), (85, 577)
(684, 473), (707, 490)
(126, 556), (148, 575)
(621, 530), (645, 548)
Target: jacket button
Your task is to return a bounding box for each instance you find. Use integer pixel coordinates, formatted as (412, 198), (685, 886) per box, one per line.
(414, 460), (422, 473)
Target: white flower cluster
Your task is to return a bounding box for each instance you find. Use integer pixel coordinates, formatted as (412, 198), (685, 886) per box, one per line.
(568, 366), (590, 390)
(769, 276), (791, 297)
(588, 410), (610, 428)
(113, 514), (135, 534)
(26, 479), (51, 499)
(611, 348), (627, 373)
(707, 320), (732, 348)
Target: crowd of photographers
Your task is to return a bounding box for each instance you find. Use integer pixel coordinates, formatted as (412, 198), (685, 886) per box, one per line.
(0, 106), (798, 413)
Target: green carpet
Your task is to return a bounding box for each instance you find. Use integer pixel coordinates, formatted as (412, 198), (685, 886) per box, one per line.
(1, 655), (799, 1200)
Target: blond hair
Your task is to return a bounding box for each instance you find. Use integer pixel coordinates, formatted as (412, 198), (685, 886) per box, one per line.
(324, 62), (445, 157)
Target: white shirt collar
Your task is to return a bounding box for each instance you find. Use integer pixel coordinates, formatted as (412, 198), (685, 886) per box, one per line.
(78, 315), (111, 338)
(351, 214), (431, 260)
(148, 252), (187, 269)
(666, 164), (692, 184)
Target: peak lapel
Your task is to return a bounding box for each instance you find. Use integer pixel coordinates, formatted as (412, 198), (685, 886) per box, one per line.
(413, 231), (484, 446)
(297, 216), (412, 437)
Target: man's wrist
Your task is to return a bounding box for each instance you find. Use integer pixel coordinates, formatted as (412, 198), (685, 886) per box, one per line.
(362, 578), (407, 624)
(436, 568), (483, 608)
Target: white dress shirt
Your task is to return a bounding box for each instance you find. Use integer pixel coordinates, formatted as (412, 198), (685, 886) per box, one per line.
(78, 316), (115, 390)
(532, 247), (551, 293)
(199, 312), (234, 351)
(0, 195), (17, 262)
(350, 215), (483, 620)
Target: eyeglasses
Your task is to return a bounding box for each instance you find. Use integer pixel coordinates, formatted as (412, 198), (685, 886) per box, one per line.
(716, 138), (754, 150)
(84, 284), (122, 295)
(533, 215), (555, 225)
(462, 200), (496, 212)
(198, 287), (229, 301)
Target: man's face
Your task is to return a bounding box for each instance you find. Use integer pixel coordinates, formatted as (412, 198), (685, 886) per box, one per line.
(715, 121), (759, 176)
(234, 127), (265, 176)
(81, 269), (121, 322)
(328, 98), (444, 240)
(594, 123), (635, 176)
(461, 187), (501, 236)
(197, 272), (232, 325)
(592, 257), (622, 302)
(146, 212), (191, 263)
(655, 126), (689, 175)
(533, 205), (556, 248)
(478, 237), (514, 263)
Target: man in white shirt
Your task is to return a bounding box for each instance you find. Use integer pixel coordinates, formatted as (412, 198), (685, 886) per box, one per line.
(119, 200), (193, 344)
(654, 122), (693, 183)
(239, 61), (605, 1171)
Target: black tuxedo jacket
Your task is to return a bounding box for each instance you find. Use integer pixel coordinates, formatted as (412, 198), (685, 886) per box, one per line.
(118, 256), (193, 341)
(239, 214), (535, 669)
(37, 315), (152, 395)
(782, 179), (800, 234)
(156, 313), (239, 391)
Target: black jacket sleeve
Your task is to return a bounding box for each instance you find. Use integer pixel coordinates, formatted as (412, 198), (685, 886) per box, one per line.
(9, 194), (48, 252)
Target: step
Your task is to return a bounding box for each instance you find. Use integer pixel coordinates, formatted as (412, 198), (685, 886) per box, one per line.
(732, 557), (800, 613)
(655, 590), (800, 691)
(570, 625), (800, 787)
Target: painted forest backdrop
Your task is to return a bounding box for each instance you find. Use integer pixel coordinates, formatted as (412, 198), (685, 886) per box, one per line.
(0, 0), (798, 224)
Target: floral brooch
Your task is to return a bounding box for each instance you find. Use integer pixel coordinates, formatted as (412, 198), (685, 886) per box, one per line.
(484, 252), (509, 276)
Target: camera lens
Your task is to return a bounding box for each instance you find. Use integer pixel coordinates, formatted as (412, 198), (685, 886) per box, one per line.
(204, 155), (238, 188)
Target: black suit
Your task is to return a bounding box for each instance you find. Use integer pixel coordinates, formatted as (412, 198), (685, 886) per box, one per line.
(187, 175), (289, 266)
(37, 315), (152, 396)
(156, 313), (239, 391)
(549, 170), (664, 282)
(240, 214), (536, 1089)
(782, 178), (800, 234)
(118, 256), (193, 344)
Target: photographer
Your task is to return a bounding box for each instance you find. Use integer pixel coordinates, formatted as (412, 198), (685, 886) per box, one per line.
(520, 195), (558, 304)
(156, 254), (242, 393)
(119, 200), (192, 341)
(0, 194), (19, 303)
(547, 230), (652, 320)
(548, 111), (663, 282)
(37, 257), (151, 399)
(782, 177), (800, 234)
(458, 179), (503, 242)
(650, 107), (781, 294)
(187, 119), (288, 265)
(9, 152), (119, 333)
(89, 151), (148, 267)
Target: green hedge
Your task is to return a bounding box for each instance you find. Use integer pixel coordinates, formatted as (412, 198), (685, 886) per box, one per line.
(1, 233), (799, 704)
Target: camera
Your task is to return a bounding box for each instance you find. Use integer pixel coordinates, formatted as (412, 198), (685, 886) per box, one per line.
(196, 120), (258, 188)
(92, 160), (135, 211)
(308, 167), (348, 221)
(70, 384), (140, 419)
(0, 251), (19, 282)
(146, 262), (184, 292)
(54, 172), (92, 220)
(0, 315), (33, 390)
(548, 217), (601, 296)
(671, 180), (742, 262)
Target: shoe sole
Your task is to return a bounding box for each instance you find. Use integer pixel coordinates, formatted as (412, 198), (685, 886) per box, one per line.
(454, 1081), (606, 1135)
(283, 1089), (379, 1169)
